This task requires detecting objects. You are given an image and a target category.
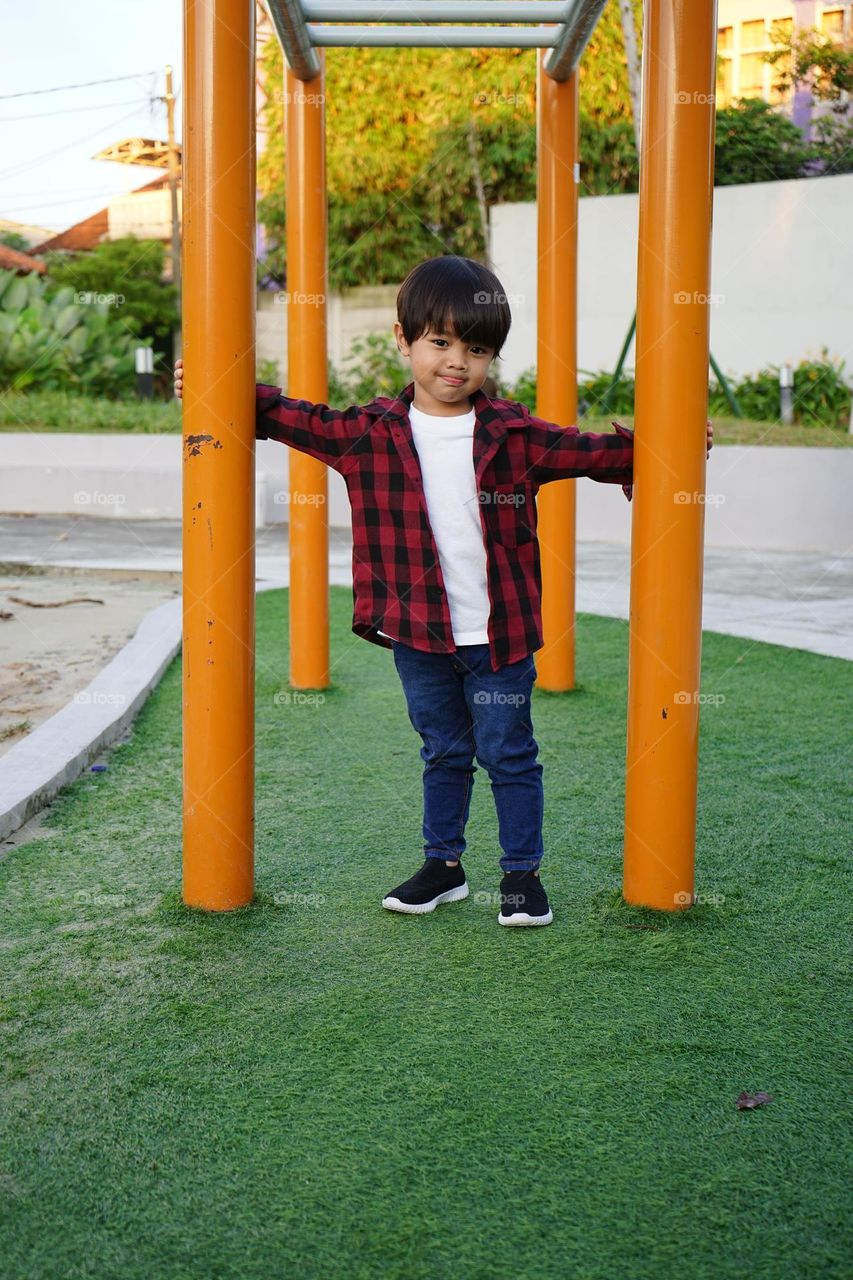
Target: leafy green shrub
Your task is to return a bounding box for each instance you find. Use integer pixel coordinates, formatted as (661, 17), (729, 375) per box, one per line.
(578, 369), (636, 417)
(792, 351), (852, 426)
(327, 332), (408, 405)
(0, 388), (181, 432)
(0, 269), (147, 397)
(43, 238), (178, 340)
(810, 112), (853, 176)
(714, 98), (812, 184)
(496, 365), (635, 417)
(257, 357), (282, 386)
(499, 365), (537, 412)
(504, 351), (851, 429)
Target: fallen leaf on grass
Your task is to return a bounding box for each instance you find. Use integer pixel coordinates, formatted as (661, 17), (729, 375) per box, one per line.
(736, 1091), (773, 1110)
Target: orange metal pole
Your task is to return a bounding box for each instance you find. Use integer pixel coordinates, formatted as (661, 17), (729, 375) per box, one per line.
(285, 56), (330, 690)
(182, 0), (257, 909)
(623, 0), (717, 909)
(535, 52), (579, 693)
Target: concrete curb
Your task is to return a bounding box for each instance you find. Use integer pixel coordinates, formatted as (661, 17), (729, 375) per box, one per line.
(0, 578), (286, 844)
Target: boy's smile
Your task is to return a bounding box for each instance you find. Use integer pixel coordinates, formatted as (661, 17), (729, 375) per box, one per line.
(393, 320), (495, 416)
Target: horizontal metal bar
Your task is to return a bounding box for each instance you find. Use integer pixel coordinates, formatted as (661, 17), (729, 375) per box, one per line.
(302, 1), (570, 20)
(266, 0), (321, 80)
(543, 0), (608, 80)
(307, 24), (560, 46)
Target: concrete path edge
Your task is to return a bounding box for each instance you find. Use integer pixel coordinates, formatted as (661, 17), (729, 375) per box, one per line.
(0, 580), (284, 844)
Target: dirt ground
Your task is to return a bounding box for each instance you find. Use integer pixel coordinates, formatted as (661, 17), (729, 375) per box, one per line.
(0, 566), (180, 761)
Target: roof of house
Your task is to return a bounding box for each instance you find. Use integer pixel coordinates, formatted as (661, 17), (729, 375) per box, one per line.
(29, 174), (178, 255)
(0, 244), (46, 274)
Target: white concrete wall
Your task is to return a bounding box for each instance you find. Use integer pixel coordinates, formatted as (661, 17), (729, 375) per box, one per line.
(254, 175), (853, 392)
(257, 284), (399, 386)
(1, 433), (851, 553)
(491, 173), (853, 386)
(107, 189), (183, 243)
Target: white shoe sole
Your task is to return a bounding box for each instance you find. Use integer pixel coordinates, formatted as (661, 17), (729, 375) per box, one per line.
(498, 908), (553, 926)
(382, 883), (469, 914)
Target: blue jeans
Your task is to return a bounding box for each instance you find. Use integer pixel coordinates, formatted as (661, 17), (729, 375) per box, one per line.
(391, 641), (544, 873)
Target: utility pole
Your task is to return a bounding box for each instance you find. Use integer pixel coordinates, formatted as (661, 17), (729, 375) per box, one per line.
(467, 117), (492, 270)
(162, 65), (182, 365)
(619, 0), (643, 151)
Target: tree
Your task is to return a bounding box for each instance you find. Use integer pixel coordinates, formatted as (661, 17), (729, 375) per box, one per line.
(764, 25), (853, 176)
(714, 98), (812, 185)
(256, 2), (644, 287)
(42, 237), (178, 342)
(0, 230), (31, 253)
(764, 25), (853, 105)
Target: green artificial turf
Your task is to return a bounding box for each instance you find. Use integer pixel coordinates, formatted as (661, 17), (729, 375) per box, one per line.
(1, 588), (850, 1279)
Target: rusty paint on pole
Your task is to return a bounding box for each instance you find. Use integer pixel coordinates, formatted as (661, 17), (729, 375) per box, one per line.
(623, 0), (717, 910)
(182, 0), (257, 909)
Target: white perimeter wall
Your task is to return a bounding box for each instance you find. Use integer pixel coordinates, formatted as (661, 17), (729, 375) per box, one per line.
(491, 173), (853, 386)
(1, 434), (851, 554)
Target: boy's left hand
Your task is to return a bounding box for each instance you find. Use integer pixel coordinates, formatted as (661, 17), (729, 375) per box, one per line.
(706, 419), (714, 458)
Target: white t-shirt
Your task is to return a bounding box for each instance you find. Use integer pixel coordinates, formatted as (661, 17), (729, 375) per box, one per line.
(378, 401), (490, 645)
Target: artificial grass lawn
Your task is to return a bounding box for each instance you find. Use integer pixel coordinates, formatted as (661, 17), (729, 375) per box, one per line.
(1, 587), (850, 1279)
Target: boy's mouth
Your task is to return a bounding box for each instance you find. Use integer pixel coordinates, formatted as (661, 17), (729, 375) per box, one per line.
(440, 375), (465, 386)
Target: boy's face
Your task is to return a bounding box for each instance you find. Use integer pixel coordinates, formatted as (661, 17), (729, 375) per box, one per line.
(394, 320), (495, 416)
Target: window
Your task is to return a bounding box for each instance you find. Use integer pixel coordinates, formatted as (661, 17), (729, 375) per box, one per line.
(739, 51), (767, 98)
(768, 17), (794, 105)
(736, 16), (797, 106)
(741, 19), (767, 49)
(717, 26), (734, 107)
(717, 54), (734, 108)
(820, 8), (845, 40)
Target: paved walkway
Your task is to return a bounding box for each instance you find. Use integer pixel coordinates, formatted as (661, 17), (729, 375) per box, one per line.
(1, 513), (851, 661)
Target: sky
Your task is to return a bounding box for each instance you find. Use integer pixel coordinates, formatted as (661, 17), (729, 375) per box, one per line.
(0, 0), (184, 238)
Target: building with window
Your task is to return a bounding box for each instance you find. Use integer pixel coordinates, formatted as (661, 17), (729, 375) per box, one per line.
(716, 1), (851, 132)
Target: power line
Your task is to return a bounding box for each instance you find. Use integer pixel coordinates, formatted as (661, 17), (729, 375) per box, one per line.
(0, 72), (159, 101)
(2, 189), (143, 215)
(0, 97), (151, 123)
(0, 106), (152, 183)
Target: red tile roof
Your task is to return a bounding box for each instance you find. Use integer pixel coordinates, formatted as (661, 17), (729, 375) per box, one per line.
(0, 244), (46, 274)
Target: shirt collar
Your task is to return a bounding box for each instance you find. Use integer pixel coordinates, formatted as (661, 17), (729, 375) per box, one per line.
(362, 381), (528, 429)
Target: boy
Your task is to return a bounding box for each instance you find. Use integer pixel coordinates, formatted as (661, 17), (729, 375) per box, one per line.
(175, 254), (713, 927)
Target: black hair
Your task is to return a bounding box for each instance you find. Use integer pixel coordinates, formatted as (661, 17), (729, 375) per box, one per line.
(396, 255), (513, 361)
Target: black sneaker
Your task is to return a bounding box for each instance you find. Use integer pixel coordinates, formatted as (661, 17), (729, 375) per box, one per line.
(498, 869), (553, 926)
(382, 858), (468, 915)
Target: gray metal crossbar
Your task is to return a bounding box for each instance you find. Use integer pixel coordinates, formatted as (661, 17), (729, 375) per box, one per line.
(308, 25), (562, 47)
(266, 0), (609, 81)
(303, 2), (571, 19)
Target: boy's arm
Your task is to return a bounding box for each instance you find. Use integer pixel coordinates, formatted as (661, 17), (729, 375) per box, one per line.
(521, 407), (634, 501)
(255, 383), (366, 475)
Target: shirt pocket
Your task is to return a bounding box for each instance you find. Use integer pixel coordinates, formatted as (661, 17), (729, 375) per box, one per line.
(480, 481), (536, 547)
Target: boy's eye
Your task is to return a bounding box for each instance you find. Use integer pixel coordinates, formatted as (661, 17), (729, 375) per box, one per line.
(431, 338), (488, 355)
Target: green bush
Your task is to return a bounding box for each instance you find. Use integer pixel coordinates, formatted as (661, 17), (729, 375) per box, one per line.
(496, 365), (636, 418)
(0, 388), (182, 432)
(810, 112), (853, 176)
(43, 238), (178, 340)
(0, 269), (147, 397)
(327, 332), (408, 405)
(714, 98), (812, 185)
(504, 351), (851, 429)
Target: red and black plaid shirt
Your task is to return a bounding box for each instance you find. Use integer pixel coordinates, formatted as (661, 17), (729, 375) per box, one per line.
(256, 380), (634, 671)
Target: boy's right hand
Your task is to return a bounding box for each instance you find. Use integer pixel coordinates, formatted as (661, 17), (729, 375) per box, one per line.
(174, 358), (183, 400)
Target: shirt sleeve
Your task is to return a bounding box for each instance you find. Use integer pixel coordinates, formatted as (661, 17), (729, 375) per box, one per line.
(523, 409), (635, 502)
(255, 383), (366, 475)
